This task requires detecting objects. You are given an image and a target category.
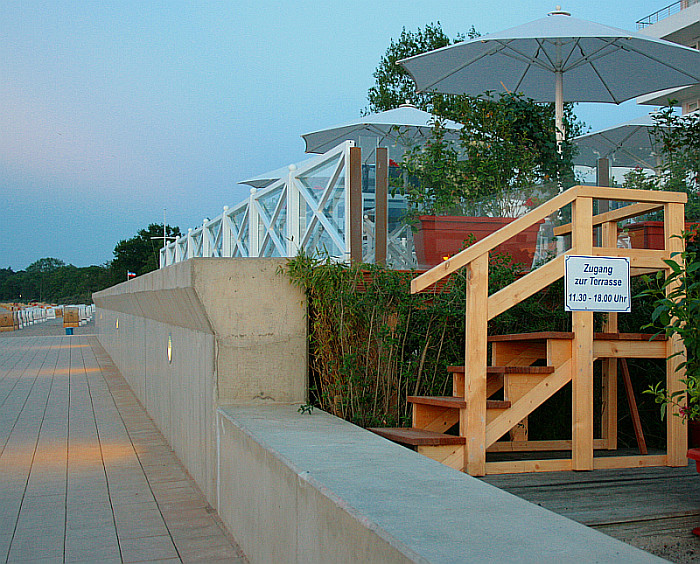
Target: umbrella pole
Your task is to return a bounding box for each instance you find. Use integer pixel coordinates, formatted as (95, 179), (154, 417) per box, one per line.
(555, 70), (565, 153)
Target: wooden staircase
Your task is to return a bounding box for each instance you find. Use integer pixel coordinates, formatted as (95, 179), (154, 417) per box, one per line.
(369, 186), (690, 476)
(371, 331), (666, 473)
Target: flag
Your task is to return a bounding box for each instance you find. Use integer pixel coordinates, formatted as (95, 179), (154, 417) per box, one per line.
(127, 271), (136, 279)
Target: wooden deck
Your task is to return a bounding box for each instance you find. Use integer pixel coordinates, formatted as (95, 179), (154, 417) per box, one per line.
(481, 456), (700, 562)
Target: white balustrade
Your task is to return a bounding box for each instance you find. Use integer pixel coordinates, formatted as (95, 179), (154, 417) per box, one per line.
(159, 141), (416, 269)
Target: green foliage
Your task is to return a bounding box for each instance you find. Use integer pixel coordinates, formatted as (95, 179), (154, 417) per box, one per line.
(111, 223), (180, 283)
(366, 22), (478, 118)
(641, 228), (700, 422)
(653, 106), (700, 220)
(282, 251), (568, 428)
(26, 257), (66, 274)
(0, 261), (111, 304)
(399, 92), (576, 219)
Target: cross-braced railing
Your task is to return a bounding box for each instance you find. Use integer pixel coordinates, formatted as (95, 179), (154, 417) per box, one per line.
(160, 141), (416, 269)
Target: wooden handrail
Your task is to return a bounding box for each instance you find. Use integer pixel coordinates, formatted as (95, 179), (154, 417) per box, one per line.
(411, 186), (687, 294)
(553, 202), (663, 236)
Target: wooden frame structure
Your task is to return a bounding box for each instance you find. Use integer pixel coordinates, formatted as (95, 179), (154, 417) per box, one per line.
(409, 185), (688, 476)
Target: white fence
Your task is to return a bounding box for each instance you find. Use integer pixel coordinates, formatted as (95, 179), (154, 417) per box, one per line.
(160, 141), (416, 269)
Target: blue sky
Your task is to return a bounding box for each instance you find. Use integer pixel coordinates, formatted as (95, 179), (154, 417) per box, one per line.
(0, 0), (676, 269)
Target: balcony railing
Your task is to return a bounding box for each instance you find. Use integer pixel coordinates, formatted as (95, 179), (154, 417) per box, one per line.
(637, 0), (699, 29)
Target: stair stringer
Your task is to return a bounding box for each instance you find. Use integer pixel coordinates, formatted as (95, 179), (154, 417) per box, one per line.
(485, 359), (572, 449)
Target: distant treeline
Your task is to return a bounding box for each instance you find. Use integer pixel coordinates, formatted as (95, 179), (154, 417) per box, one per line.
(0, 261), (111, 305)
(0, 223), (181, 305)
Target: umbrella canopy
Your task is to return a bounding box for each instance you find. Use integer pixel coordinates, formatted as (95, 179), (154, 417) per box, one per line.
(399, 10), (700, 144)
(302, 104), (462, 164)
(573, 113), (665, 169)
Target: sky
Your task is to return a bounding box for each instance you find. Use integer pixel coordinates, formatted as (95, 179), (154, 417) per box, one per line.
(0, 0), (680, 270)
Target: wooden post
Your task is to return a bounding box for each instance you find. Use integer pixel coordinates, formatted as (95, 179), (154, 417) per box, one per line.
(665, 202), (688, 466)
(596, 160), (610, 247)
(349, 147), (363, 263)
(601, 220), (618, 450)
(571, 196), (594, 471)
(375, 147), (388, 265)
(462, 253), (489, 476)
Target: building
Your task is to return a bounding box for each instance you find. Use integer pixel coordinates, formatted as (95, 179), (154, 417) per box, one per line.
(637, 0), (700, 113)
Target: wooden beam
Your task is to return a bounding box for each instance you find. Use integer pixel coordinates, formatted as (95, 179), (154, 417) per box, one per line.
(417, 445), (464, 471)
(488, 255), (565, 320)
(571, 196), (594, 471)
(374, 147), (388, 265)
(554, 202), (663, 236)
(485, 361), (572, 447)
(589, 248), (669, 269)
(601, 221), (618, 450)
(665, 201), (688, 467)
(592, 455), (667, 470)
(593, 339), (667, 359)
(349, 147), (363, 263)
(577, 185), (687, 204)
(488, 439), (607, 452)
(620, 359), (648, 455)
(463, 253), (489, 476)
(485, 459), (573, 474)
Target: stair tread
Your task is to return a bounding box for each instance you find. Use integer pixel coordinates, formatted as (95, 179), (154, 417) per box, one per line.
(487, 331), (666, 342)
(408, 396), (511, 409)
(369, 427), (465, 446)
(448, 365), (555, 374)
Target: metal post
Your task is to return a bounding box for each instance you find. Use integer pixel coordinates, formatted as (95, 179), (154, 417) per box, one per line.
(222, 206), (232, 257)
(202, 219), (211, 257)
(349, 147), (363, 263)
(287, 164), (300, 256)
(249, 188), (259, 257)
(375, 147), (388, 265)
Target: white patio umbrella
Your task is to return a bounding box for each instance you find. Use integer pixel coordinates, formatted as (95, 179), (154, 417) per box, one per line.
(399, 9), (700, 148)
(301, 103), (462, 164)
(573, 113), (665, 170)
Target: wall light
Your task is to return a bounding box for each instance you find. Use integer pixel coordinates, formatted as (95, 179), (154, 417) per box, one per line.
(167, 333), (173, 363)
(116, 317), (119, 330)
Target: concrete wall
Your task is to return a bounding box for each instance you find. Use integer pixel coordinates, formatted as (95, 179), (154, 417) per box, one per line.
(94, 257), (663, 563)
(217, 405), (662, 564)
(93, 258), (307, 505)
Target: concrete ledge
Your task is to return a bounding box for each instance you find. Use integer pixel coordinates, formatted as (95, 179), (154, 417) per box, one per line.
(217, 405), (663, 563)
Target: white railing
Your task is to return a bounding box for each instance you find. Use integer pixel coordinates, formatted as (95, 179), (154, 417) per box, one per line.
(160, 141), (416, 269)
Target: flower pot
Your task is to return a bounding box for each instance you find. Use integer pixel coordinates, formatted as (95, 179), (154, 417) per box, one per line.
(626, 221), (700, 250)
(414, 215), (542, 270)
(690, 420), (700, 449)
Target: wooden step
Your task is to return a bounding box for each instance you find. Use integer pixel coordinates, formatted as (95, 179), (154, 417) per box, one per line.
(447, 365), (555, 375)
(369, 427), (465, 446)
(448, 366), (554, 398)
(487, 331), (666, 342)
(408, 396), (511, 410)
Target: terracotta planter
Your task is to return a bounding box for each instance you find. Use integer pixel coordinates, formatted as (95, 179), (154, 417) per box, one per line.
(626, 221), (700, 250)
(689, 420), (700, 449)
(414, 215), (542, 270)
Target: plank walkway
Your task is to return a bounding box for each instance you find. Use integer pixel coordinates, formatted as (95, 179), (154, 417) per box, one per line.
(482, 463), (700, 562)
(0, 320), (246, 563)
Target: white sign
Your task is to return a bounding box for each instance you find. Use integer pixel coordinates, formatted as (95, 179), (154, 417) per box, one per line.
(565, 255), (631, 313)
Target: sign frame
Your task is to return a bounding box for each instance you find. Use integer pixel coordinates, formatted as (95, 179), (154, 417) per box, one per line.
(564, 255), (631, 313)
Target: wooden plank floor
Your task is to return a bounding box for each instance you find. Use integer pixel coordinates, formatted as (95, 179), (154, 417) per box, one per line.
(481, 461), (700, 563)
(0, 320), (246, 563)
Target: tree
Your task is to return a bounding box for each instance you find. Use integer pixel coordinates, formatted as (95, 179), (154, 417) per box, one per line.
(653, 106), (700, 220)
(26, 258), (66, 302)
(111, 223), (181, 282)
(366, 23), (478, 119)
(26, 257), (65, 274)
